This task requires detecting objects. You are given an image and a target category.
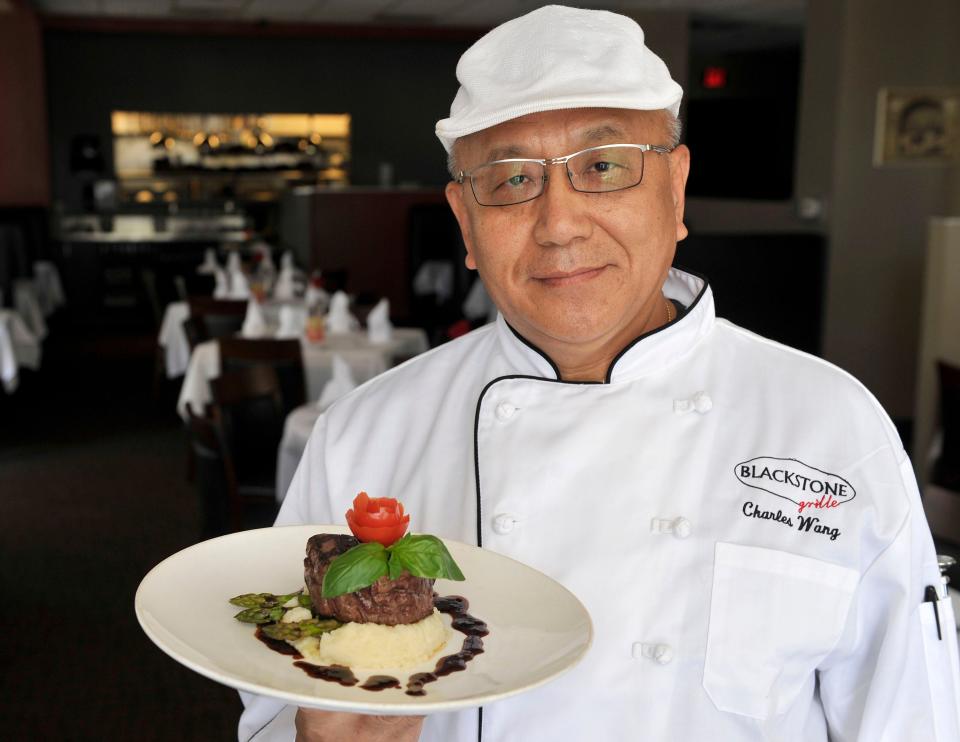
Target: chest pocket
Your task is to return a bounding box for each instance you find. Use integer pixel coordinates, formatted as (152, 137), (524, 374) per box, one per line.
(703, 542), (859, 720)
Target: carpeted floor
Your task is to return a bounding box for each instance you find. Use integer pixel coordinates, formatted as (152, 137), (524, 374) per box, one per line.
(0, 324), (243, 741)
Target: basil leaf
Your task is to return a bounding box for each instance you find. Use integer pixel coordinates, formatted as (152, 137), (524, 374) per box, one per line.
(389, 534), (465, 582)
(321, 542), (389, 598)
(387, 553), (404, 580)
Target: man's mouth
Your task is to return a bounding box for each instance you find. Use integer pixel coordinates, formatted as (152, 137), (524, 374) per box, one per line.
(532, 266), (608, 288)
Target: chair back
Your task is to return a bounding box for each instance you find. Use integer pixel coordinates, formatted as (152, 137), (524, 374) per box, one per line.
(188, 296), (247, 339)
(210, 365), (284, 504)
(934, 361), (960, 491)
(924, 483), (960, 547)
(184, 404), (235, 537)
(218, 337), (306, 417)
(141, 268), (163, 328)
(182, 316), (209, 350)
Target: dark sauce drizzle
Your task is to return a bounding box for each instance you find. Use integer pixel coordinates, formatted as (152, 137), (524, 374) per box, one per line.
(255, 627), (303, 658)
(293, 662), (358, 686)
(259, 595), (488, 696)
(405, 596), (488, 697)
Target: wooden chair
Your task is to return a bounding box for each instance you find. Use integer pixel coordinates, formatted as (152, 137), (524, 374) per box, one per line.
(922, 482), (960, 600)
(925, 483), (960, 547)
(182, 316), (210, 351)
(932, 360), (960, 492)
(209, 366), (284, 531)
(184, 403), (233, 537)
(218, 337), (306, 417)
(187, 296), (246, 340)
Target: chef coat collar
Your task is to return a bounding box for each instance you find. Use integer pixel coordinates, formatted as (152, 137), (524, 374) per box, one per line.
(494, 268), (714, 384)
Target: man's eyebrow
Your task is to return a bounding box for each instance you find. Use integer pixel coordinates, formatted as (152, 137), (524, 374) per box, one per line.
(479, 124), (626, 163)
(580, 125), (627, 143)
(483, 145), (526, 162)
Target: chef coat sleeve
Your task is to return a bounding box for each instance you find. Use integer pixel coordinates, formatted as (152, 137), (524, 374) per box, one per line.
(237, 415), (334, 742)
(818, 454), (960, 742)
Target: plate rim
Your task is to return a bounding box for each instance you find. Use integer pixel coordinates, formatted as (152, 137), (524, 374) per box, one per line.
(134, 524), (594, 714)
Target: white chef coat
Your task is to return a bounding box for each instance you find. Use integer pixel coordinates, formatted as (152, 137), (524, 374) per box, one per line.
(239, 268), (960, 742)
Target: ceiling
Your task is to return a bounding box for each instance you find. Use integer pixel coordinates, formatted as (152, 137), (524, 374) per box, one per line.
(26, 0), (805, 28)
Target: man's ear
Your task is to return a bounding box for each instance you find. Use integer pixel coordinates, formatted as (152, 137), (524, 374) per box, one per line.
(668, 144), (691, 242)
(445, 180), (477, 270)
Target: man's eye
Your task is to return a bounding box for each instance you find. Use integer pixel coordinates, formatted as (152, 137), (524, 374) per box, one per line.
(589, 160), (616, 173)
(505, 174), (529, 187)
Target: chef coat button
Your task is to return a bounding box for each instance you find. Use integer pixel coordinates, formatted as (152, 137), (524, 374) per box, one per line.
(492, 513), (517, 535)
(495, 402), (516, 421)
(653, 644), (674, 665)
(692, 391), (712, 413)
(672, 517), (692, 539)
(632, 642), (674, 665)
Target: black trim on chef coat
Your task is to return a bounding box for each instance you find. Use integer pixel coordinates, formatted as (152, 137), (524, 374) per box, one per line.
(477, 276), (706, 544)
(471, 274), (708, 742)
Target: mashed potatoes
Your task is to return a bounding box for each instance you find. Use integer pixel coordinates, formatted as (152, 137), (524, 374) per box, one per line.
(292, 609), (448, 670)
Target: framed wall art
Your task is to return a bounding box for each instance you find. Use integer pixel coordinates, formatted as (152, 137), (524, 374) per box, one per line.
(874, 87), (960, 166)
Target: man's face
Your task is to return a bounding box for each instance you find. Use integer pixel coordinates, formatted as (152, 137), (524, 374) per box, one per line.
(445, 108), (690, 351)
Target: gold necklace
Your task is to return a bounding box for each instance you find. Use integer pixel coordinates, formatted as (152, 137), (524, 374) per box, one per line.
(665, 296), (674, 324)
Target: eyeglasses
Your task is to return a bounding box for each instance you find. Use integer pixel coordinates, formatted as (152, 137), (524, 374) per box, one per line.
(456, 143), (673, 207)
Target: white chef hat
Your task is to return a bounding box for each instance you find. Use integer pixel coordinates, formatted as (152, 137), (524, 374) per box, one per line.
(435, 5), (683, 153)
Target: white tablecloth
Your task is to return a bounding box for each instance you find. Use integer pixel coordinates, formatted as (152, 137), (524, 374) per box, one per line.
(276, 403), (323, 501)
(158, 299), (427, 379)
(13, 279), (47, 340)
(176, 327), (429, 420)
(158, 302), (191, 378)
(0, 309), (41, 392)
(33, 261), (66, 316)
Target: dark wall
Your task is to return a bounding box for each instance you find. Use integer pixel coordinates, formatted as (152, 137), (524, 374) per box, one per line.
(44, 29), (472, 209)
(1, 4), (50, 206)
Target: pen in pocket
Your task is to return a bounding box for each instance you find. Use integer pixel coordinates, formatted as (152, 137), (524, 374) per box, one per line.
(925, 585), (942, 641)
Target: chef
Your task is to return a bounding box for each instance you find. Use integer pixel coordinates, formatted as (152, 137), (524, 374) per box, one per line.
(240, 6), (960, 741)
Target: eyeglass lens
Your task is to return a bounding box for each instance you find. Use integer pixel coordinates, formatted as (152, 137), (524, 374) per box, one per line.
(469, 146), (647, 206)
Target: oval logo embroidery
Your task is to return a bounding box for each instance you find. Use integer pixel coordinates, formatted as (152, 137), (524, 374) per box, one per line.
(734, 456), (856, 511)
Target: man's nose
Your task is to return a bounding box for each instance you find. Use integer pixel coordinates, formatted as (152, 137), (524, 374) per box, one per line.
(531, 166), (594, 247)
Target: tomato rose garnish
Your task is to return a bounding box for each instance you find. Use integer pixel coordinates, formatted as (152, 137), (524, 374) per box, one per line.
(345, 491), (410, 547)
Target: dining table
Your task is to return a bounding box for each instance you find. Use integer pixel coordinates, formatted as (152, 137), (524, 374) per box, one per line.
(159, 298), (375, 378)
(175, 326), (429, 420)
(276, 402), (324, 501)
(158, 301), (192, 378)
(13, 278), (47, 341)
(0, 309), (41, 393)
(32, 261), (66, 317)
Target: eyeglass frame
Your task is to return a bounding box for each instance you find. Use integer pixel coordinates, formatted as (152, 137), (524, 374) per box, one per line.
(455, 143), (674, 207)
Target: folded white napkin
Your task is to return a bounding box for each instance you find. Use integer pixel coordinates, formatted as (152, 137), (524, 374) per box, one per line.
(273, 268), (296, 300)
(281, 251), (296, 271)
(317, 354), (358, 409)
(276, 305), (307, 339)
(325, 291), (358, 335)
(228, 269), (250, 300)
(213, 267), (229, 298)
(33, 260), (66, 313)
(366, 298), (393, 344)
(260, 252), (276, 276)
(197, 248), (219, 274)
(241, 300), (268, 338)
(462, 277), (499, 323)
(0, 315), (17, 392)
(413, 260), (455, 303)
(226, 252), (242, 273)
(305, 284), (330, 313)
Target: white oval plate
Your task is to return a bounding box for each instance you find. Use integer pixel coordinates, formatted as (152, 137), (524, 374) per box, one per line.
(135, 525), (593, 715)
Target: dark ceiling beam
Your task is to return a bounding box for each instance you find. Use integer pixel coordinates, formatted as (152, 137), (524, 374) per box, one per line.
(39, 13), (488, 42)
